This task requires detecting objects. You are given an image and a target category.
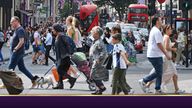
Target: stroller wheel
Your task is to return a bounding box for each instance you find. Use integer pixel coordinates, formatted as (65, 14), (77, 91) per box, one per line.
(88, 83), (96, 91)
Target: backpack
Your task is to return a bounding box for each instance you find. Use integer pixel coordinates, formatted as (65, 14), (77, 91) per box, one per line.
(61, 35), (77, 55)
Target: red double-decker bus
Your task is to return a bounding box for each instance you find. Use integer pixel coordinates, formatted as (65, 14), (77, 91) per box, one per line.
(128, 4), (148, 25)
(80, 4), (99, 33)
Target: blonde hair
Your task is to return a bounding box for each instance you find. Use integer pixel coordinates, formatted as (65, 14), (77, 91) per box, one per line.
(66, 16), (73, 25)
(72, 17), (80, 28)
(67, 16), (75, 29)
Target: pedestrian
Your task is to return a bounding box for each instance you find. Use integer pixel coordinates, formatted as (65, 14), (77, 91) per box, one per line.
(66, 16), (75, 39)
(138, 16), (171, 94)
(31, 26), (41, 64)
(9, 16), (39, 88)
(127, 31), (135, 45)
(175, 28), (186, 66)
(72, 17), (83, 52)
(111, 33), (133, 95)
(89, 26), (108, 95)
(52, 24), (76, 89)
(145, 25), (185, 94)
(0, 28), (4, 63)
(44, 27), (55, 66)
(103, 27), (113, 53)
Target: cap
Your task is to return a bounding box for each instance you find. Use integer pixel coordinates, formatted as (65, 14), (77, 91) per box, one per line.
(52, 24), (63, 32)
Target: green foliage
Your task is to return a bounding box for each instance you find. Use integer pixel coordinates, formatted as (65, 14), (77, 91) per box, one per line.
(60, 1), (78, 18)
(94, 0), (138, 21)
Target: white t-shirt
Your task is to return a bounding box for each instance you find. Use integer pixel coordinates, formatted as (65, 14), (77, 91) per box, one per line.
(113, 43), (127, 69)
(45, 32), (53, 46)
(33, 31), (41, 45)
(147, 26), (164, 58)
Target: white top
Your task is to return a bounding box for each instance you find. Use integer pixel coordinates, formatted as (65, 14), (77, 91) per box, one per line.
(45, 33), (53, 46)
(32, 31), (41, 45)
(163, 35), (173, 58)
(112, 43), (127, 69)
(147, 26), (164, 58)
(75, 28), (82, 48)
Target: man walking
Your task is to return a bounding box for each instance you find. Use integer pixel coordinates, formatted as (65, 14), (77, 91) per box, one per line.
(9, 16), (39, 88)
(139, 16), (171, 94)
(44, 28), (54, 66)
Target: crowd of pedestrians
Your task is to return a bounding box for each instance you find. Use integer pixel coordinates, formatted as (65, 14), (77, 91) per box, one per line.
(0, 15), (192, 95)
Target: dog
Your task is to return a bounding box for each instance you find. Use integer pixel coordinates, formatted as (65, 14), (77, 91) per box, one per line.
(36, 75), (54, 89)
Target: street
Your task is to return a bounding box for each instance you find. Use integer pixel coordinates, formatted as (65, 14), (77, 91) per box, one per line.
(0, 45), (192, 95)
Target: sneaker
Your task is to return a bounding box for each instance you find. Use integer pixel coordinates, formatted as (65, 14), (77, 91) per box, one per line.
(145, 87), (153, 93)
(91, 90), (102, 95)
(0, 84), (6, 89)
(52, 83), (64, 89)
(99, 87), (106, 93)
(128, 89), (135, 95)
(138, 79), (147, 93)
(155, 90), (166, 95)
(175, 63), (181, 67)
(175, 89), (185, 94)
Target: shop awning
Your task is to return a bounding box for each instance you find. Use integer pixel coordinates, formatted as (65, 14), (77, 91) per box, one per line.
(17, 10), (33, 16)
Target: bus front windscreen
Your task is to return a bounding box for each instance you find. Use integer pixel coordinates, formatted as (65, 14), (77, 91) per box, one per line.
(129, 8), (147, 14)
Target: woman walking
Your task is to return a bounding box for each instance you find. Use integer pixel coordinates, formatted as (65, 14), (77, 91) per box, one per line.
(89, 26), (108, 95)
(145, 25), (185, 94)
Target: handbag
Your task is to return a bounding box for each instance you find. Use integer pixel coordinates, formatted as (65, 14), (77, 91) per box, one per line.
(0, 70), (24, 95)
(103, 53), (113, 70)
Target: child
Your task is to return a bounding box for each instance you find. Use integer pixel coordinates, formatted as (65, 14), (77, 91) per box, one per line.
(111, 33), (133, 95)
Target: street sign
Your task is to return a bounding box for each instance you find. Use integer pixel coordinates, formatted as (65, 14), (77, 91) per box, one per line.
(158, 0), (166, 4)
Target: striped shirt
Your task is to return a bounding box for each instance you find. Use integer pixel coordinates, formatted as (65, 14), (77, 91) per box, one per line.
(112, 43), (127, 69)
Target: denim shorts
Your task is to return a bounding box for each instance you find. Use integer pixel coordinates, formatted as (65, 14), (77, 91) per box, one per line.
(32, 45), (40, 52)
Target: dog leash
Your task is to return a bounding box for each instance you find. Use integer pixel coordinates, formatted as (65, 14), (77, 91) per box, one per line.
(43, 64), (56, 76)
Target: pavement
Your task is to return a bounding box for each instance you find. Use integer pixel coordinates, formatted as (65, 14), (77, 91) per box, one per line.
(0, 44), (192, 95)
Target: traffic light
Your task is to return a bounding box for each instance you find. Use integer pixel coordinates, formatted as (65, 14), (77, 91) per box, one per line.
(183, 0), (191, 10)
(180, 0), (192, 10)
(148, 0), (156, 16)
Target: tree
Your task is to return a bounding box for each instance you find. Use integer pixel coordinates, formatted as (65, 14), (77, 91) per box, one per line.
(60, 0), (78, 18)
(94, 0), (138, 21)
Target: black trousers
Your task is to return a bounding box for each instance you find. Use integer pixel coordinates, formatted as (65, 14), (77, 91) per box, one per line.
(57, 57), (72, 84)
(45, 45), (55, 64)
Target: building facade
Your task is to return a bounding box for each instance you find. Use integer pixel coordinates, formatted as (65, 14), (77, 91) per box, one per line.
(0, 0), (13, 30)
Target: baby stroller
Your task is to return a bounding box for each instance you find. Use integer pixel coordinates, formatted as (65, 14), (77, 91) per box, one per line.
(71, 52), (96, 91)
(51, 52), (96, 91)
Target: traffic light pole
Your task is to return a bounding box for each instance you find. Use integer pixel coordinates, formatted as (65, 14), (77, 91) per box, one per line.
(170, 0), (173, 28)
(185, 4), (189, 68)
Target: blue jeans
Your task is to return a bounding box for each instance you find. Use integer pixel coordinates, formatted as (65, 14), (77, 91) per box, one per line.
(143, 57), (163, 90)
(8, 51), (34, 80)
(0, 49), (3, 62)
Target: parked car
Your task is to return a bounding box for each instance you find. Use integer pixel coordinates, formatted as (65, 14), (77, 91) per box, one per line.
(105, 22), (119, 30)
(121, 23), (137, 33)
(139, 28), (149, 41)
